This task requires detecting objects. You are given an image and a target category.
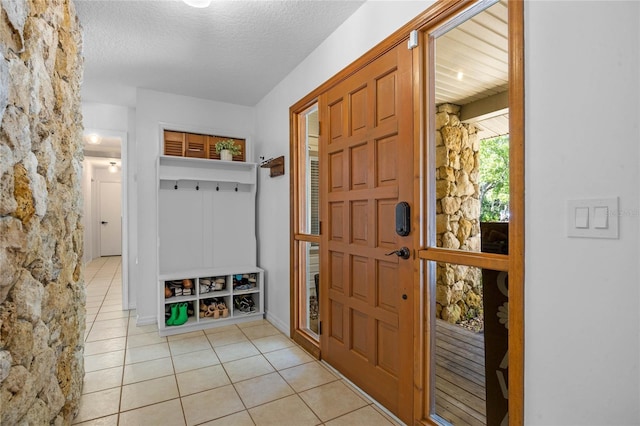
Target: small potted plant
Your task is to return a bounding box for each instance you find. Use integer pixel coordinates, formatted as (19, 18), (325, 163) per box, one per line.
(214, 139), (241, 161)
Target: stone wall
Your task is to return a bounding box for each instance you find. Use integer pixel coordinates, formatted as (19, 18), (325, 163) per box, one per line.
(0, 1), (85, 424)
(434, 104), (482, 323)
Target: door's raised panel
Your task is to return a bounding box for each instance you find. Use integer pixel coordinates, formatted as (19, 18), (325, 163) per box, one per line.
(351, 255), (369, 303)
(350, 200), (369, 245)
(330, 202), (345, 242)
(350, 308), (369, 358)
(330, 151), (344, 191)
(349, 86), (368, 135)
(376, 260), (398, 314)
(330, 300), (344, 342)
(377, 320), (399, 375)
(329, 100), (344, 143)
(377, 199), (397, 248)
(376, 71), (397, 126)
(350, 143), (369, 190)
(330, 251), (344, 293)
(376, 135), (399, 186)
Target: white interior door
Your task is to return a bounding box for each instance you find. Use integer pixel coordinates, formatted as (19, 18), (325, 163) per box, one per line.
(100, 181), (122, 256)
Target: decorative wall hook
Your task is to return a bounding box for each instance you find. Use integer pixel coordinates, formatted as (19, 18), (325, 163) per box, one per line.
(260, 155), (285, 177)
(235, 184), (238, 192)
(216, 183), (219, 191)
(196, 182), (200, 191)
(174, 181), (178, 190)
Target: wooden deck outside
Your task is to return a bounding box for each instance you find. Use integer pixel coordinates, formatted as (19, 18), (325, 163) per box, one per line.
(435, 319), (487, 425)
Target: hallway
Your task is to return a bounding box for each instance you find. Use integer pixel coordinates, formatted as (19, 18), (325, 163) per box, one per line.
(76, 257), (401, 425)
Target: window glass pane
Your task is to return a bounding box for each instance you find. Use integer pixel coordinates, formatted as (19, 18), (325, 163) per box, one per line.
(296, 240), (319, 336)
(431, 0), (510, 254)
(299, 106), (320, 235)
(430, 261), (509, 426)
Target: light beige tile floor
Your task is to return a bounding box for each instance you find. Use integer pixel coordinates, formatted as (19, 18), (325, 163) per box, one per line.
(76, 257), (403, 425)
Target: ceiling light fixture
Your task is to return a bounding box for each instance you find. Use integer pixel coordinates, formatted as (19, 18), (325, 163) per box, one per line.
(456, 71), (464, 81)
(108, 162), (118, 173)
(183, 0), (211, 8)
(87, 134), (101, 144)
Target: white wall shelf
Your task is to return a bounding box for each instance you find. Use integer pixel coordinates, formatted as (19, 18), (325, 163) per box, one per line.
(159, 155), (257, 185)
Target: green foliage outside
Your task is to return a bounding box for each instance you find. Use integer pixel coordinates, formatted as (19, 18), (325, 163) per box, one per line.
(479, 135), (510, 222)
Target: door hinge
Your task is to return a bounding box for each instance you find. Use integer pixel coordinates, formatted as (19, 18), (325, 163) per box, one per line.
(319, 221), (322, 235)
(318, 121), (321, 136)
(408, 30), (418, 49)
(319, 321), (322, 335)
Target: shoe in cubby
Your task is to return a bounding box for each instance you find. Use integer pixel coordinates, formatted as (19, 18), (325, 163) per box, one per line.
(200, 296), (230, 320)
(165, 302), (192, 326)
(233, 273), (257, 291)
(233, 294), (258, 315)
(166, 279), (195, 298)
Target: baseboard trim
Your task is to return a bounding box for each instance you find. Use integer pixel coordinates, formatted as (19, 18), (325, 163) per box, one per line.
(265, 311), (290, 336)
(135, 315), (156, 326)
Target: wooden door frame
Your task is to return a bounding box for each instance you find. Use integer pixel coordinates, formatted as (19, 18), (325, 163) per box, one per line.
(415, 1), (525, 424)
(290, 99), (322, 359)
(289, 1), (524, 424)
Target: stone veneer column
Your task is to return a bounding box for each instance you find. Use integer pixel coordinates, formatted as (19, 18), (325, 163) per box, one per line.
(434, 104), (483, 323)
(0, 1), (85, 424)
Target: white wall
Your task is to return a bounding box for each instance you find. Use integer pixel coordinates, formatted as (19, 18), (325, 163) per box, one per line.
(525, 2), (639, 424)
(135, 89), (256, 324)
(82, 102), (131, 131)
(253, 0), (433, 334)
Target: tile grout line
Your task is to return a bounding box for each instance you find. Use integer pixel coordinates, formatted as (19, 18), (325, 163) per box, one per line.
(79, 257), (401, 425)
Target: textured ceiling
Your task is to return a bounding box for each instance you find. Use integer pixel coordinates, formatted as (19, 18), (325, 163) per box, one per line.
(77, 0), (510, 152)
(75, 0), (365, 107)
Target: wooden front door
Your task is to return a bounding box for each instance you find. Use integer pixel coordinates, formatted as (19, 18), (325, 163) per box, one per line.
(319, 42), (414, 423)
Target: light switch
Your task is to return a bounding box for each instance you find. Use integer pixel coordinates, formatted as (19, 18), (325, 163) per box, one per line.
(567, 197), (619, 239)
(575, 207), (589, 228)
(593, 206), (609, 229)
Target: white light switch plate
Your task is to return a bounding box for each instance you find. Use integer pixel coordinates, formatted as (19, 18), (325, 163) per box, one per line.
(567, 197), (619, 239)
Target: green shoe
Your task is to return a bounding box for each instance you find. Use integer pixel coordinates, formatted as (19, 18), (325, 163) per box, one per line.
(166, 304), (178, 326)
(173, 303), (189, 326)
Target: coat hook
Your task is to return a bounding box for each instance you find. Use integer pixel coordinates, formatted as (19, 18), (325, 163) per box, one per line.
(216, 183), (219, 191)
(174, 181), (178, 190)
(196, 182), (200, 191)
(235, 184), (238, 192)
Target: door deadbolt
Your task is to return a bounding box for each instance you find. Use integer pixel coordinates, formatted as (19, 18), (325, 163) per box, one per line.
(385, 247), (410, 260)
(395, 202), (410, 236)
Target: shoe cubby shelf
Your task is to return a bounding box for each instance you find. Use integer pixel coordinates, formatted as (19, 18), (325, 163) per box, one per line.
(158, 267), (264, 336)
(159, 155), (257, 185)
